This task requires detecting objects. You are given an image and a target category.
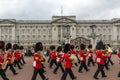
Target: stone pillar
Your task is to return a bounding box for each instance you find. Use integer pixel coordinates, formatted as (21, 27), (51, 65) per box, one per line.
(52, 25), (58, 45)
(112, 24), (117, 41)
(12, 25), (16, 43)
(70, 24), (76, 40)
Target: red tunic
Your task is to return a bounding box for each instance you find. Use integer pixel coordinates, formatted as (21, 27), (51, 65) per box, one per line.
(5, 52), (12, 64)
(64, 53), (73, 68)
(80, 50), (87, 62)
(0, 55), (3, 70)
(71, 50), (78, 56)
(88, 49), (93, 59)
(56, 52), (63, 63)
(118, 52), (120, 58)
(14, 51), (20, 61)
(50, 50), (56, 60)
(33, 53), (42, 69)
(96, 50), (106, 65)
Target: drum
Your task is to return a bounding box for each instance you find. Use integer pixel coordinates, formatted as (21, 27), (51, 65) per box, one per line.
(70, 54), (78, 63)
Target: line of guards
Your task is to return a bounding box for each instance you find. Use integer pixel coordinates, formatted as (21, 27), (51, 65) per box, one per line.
(0, 41), (26, 80)
(31, 41), (120, 80)
(1, 40), (120, 80)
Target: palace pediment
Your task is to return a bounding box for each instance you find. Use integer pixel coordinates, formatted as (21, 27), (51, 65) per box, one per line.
(51, 17), (77, 23)
(0, 19), (16, 24)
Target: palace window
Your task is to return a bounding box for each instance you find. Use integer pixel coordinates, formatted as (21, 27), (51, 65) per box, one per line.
(109, 35), (111, 40)
(117, 35), (119, 41)
(72, 28), (74, 30)
(108, 29), (111, 33)
(82, 29), (84, 33)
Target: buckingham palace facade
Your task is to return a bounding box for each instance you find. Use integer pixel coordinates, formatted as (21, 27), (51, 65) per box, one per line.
(0, 16), (120, 49)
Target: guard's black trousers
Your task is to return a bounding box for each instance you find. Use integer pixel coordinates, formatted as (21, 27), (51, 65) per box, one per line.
(4, 64), (16, 75)
(106, 57), (114, 65)
(31, 68), (46, 80)
(20, 57), (26, 64)
(87, 58), (95, 66)
(78, 62), (89, 72)
(0, 69), (9, 80)
(14, 60), (22, 69)
(53, 63), (64, 73)
(61, 68), (75, 80)
(118, 71), (120, 77)
(49, 59), (57, 68)
(93, 64), (106, 77)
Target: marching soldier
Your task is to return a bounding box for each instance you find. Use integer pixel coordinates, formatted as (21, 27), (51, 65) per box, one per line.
(0, 41), (9, 80)
(31, 42), (48, 80)
(106, 44), (114, 66)
(4, 43), (18, 75)
(117, 48), (120, 77)
(13, 44), (22, 69)
(49, 45), (57, 68)
(53, 46), (64, 74)
(61, 43), (76, 80)
(70, 45), (78, 66)
(87, 44), (95, 67)
(93, 41), (107, 79)
(78, 44), (89, 73)
(19, 46), (26, 64)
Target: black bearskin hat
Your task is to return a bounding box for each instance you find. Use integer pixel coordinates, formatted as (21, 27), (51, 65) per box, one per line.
(6, 43), (12, 50)
(57, 46), (62, 52)
(107, 44), (111, 47)
(50, 45), (55, 50)
(64, 43), (71, 53)
(88, 44), (92, 49)
(13, 44), (19, 50)
(96, 41), (104, 50)
(0, 41), (5, 50)
(80, 43), (86, 50)
(70, 45), (74, 50)
(34, 42), (43, 52)
(19, 46), (24, 50)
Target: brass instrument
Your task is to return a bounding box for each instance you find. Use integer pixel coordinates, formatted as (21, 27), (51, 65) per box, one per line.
(40, 51), (46, 64)
(11, 57), (15, 64)
(105, 45), (112, 53)
(2, 61), (8, 70)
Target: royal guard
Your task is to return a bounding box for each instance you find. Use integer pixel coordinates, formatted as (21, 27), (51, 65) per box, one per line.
(53, 46), (64, 74)
(4, 43), (18, 75)
(78, 44), (89, 73)
(49, 45), (57, 68)
(93, 41), (107, 79)
(31, 42), (48, 80)
(70, 45), (78, 66)
(0, 41), (9, 80)
(19, 46), (26, 64)
(87, 44), (95, 66)
(102, 44), (109, 70)
(75, 46), (80, 63)
(13, 44), (22, 69)
(106, 44), (114, 65)
(61, 43), (76, 80)
(117, 48), (120, 77)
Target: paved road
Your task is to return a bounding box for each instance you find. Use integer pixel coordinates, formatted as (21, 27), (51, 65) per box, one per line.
(1, 54), (120, 80)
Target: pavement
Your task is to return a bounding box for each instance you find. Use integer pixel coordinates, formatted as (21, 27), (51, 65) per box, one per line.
(1, 54), (120, 80)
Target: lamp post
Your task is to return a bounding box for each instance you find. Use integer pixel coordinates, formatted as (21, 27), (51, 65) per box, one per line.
(17, 35), (20, 45)
(65, 23), (70, 43)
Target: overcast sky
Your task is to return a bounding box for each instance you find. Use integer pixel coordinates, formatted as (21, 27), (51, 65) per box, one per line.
(0, 0), (120, 20)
